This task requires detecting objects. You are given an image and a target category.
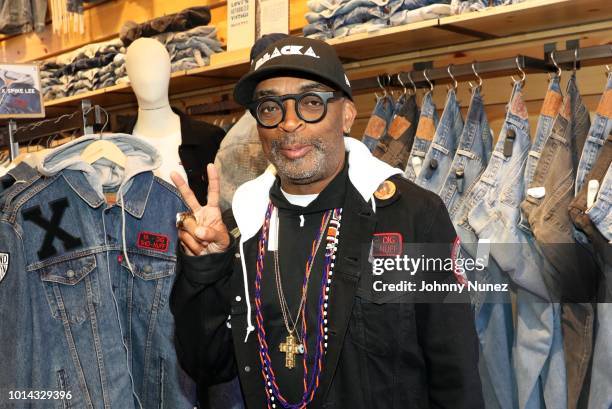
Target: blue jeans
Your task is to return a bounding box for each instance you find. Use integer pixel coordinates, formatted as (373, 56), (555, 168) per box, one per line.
(404, 92), (438, 181)
(587, 162), (612, 241)
(361, 94), (395, 152)
(468, 82), (549, 299)
(415, 88), (463, 192)
(576, 71), (612, 195)
(519, 75), (563, 233)
(588, 303), (612, 409)
(439, 87), (492, 219)
(454, 210), (516, 409)
(514, 293), (567, 409)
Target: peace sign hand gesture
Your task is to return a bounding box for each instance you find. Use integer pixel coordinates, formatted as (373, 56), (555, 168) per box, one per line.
(171, 164), (230, 256)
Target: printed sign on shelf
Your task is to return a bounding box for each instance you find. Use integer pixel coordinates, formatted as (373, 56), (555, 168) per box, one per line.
(227, 0), (256, 52)
(0, 64), (44, 119)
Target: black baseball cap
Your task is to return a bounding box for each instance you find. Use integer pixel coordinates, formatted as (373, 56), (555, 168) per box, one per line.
(233, 36), (352, 106)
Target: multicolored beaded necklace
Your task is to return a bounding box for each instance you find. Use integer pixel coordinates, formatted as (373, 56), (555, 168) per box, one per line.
(254, 201), (342, 409)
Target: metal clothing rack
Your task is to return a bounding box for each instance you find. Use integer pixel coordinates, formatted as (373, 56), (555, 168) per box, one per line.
(350, 45), (612, 93)
(0, 99), (103, 161)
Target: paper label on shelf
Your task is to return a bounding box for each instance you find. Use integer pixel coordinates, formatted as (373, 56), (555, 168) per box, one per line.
(258, 0), (289, 37)
(227, 0), (256, 52)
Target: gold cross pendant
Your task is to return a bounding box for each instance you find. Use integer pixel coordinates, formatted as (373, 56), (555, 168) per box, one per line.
(279, 334), (304, 369)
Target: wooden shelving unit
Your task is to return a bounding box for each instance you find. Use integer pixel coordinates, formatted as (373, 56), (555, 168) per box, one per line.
(37, 0), (612, 115)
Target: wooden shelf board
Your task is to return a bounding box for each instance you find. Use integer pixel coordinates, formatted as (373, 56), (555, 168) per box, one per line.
(438, 0), (612, 39)
(329, 19), (478, 61)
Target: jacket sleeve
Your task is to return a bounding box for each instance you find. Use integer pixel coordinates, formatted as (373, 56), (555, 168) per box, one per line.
(416, 200), (485, 409)
(170, 238), (238, 388)
(0, 221), (33, 390)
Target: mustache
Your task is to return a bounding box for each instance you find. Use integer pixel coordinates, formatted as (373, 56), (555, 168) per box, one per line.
(271, 135), (324, 150)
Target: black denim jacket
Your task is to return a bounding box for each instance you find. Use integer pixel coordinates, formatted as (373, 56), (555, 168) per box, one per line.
(170, 174), (484, 409)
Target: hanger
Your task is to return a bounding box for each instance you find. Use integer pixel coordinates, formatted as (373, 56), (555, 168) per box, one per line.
(511, 56), (526, 86)
(80, 106), (127, 168)
(396, 73), (407, 98)
(423, 69), (434, 95)
(573, 48), (579, 74)
(405, 71), (417, 96)
(468, 62), (483, 91)
(374, 75), (388, 99)
(550, 50), (562, 78)
(447, 64), (458, 91)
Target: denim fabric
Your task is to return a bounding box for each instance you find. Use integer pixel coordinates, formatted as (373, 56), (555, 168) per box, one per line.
(416, 88), (463, 192)
(521, 74), (597, 302)
(390, 3), (452, 26)
(520, 76), (598, 409)
(576, 72), (612, 194)
(525, 75), (563, 194)
(306, 0), (390, 21)
(439, 87), (493, 219)
(303, 20), (334, 38)
(361, 94), (395, 152)
(0, 135), (198, 408)
(569, 133), (612, 279)
(333, 18), (388, 37)
(453, 211), (516, 409)
(587, 162), (612, 241)
(0, 0), (47, 34)
(514, 293), (567, 409)
(588, 303), (612, 409)
(467, 82), (550, 299)
(373, 93), (419, 169)
(332, 5), (386, 29)
(404, 92), (438, 181)
(171, 58), (204, 72)
(120, 6), (212, 46)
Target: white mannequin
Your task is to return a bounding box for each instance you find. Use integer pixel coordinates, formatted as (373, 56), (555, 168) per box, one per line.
(126, 38), (186, 182)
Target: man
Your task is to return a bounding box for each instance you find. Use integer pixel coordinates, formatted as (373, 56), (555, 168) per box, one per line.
(170, 36), (483, 409)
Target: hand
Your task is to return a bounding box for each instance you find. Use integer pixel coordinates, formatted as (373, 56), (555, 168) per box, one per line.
(171, 164), (230, 256)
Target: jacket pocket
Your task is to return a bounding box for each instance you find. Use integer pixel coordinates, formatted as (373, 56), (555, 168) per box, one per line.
(37, 255), (98, 325)
(119, 253), (176, 318)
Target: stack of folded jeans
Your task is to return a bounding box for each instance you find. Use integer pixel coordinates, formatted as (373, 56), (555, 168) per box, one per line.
(119, 6), (212, 46)
(450, 0), (529, 15)
(304, 0), (455, 38)
(40, 39), (126, 100)
(153, 25), (223, 73)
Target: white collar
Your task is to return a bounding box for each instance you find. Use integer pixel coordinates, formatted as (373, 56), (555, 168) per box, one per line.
(232, 137), (403, 243)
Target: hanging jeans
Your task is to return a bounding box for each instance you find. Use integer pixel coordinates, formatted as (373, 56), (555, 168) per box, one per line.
(373, 93), (419, 169)
(452, 186), (516, 409)
(519, 74), (563, 233)
(362, 94), (395, 152)
(438, 87), (493, 219)
(520, 75), (597, 409)
(464, 82), (566, 409)
(404, 92), (438, 181)
(575, 71), (612, 194)
(586, 163), (612, 242)
(416, 88), (463, 193)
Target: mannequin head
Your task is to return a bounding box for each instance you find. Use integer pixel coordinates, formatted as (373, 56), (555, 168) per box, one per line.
(126, 38), (171, 109)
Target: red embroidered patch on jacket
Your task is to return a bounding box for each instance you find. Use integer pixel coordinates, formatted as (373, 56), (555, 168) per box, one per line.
(372, 233), (403, 256)
(137, 232), (170, 252)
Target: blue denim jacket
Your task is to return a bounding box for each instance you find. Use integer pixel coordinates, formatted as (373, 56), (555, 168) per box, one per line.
(0, 0), (47, 34)
(0, 134), (197, 408)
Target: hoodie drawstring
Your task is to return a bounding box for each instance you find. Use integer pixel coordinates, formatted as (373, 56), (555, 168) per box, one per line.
(240, 238), (256, 342)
